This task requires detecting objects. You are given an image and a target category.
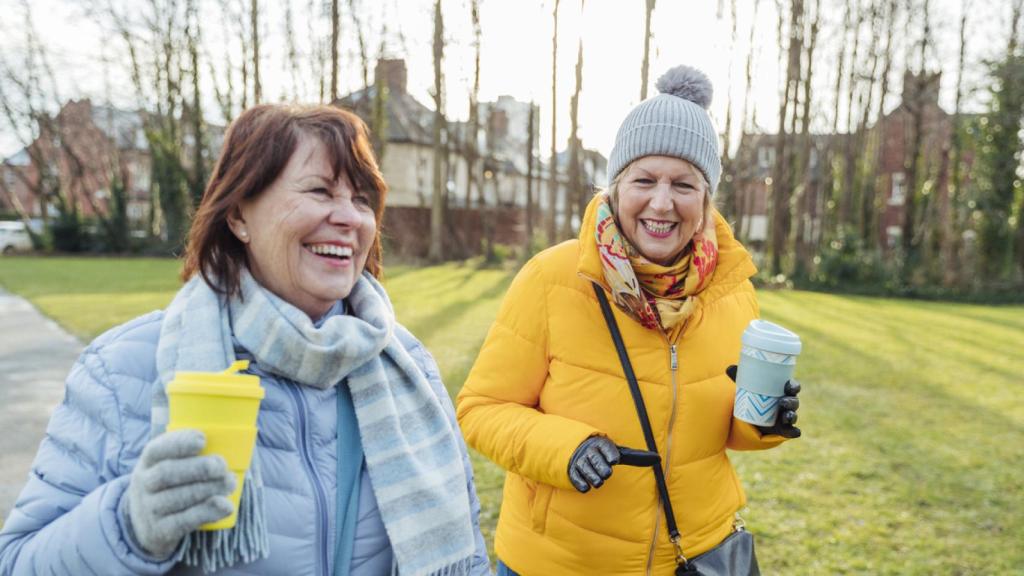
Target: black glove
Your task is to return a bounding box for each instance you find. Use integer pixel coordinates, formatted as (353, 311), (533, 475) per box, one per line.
(567, 436), (620, 493)
(726, 365), (802, 439)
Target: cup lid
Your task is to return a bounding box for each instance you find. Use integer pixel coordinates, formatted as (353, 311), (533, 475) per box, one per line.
(168, 360), (265, 399)
(741, 319), (802, 355)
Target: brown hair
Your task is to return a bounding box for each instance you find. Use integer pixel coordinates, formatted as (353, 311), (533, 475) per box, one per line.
(182, 104), (387, 296)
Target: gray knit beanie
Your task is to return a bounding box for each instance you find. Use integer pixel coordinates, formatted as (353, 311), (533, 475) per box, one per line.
(607, 65), (721, 193)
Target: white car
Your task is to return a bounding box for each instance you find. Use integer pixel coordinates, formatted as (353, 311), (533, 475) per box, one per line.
(0, 221), (33, 254)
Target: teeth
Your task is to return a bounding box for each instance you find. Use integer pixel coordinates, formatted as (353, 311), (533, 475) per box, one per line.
(642, 220), (676, 234)
(308, 244), (353, 257)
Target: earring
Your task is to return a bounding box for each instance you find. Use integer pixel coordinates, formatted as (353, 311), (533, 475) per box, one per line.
(239, 230), (248, 240)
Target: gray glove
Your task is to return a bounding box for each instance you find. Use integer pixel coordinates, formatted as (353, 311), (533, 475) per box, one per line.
(125, 429), (236, 559)
(567, 436), (620, 493)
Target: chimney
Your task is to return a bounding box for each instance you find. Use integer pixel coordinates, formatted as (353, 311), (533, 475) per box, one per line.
(901, 70), (941, 108)
(374, 59), (407, 94)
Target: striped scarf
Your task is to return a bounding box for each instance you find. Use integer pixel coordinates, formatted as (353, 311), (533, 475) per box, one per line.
(154, 270), (476, 575)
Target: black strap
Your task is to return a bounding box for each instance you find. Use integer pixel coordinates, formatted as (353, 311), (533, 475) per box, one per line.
(592, 283), (683, 546)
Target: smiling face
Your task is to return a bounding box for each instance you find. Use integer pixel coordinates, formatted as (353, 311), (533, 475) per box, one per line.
(614, 156), (708, 265)
(227, 135), (377, 319)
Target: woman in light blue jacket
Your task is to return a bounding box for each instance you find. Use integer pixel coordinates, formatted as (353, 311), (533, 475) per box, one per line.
(0, 104), (491, 576)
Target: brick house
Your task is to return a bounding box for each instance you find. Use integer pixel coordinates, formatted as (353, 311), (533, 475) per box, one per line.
(1, 100), (152, 227)
(731, 71), (976, 253)
(336, 58), (605, 257)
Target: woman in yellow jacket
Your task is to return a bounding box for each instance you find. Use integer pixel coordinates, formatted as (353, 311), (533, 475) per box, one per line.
(456, 65), (802, 576)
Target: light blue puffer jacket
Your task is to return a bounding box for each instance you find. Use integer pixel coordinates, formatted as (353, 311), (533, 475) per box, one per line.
(0, 309), (490, 575)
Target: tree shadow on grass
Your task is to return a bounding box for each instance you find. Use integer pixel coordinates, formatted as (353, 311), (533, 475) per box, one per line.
(402, 270), (516, 346)
(389, 265), (483, 301)
(765, 295), (1024, 384)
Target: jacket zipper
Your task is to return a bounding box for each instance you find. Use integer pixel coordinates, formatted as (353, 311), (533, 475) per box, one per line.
(289, 385), (331, 576)
(580, 275), (690, 574)
(645, 327), (687, 576)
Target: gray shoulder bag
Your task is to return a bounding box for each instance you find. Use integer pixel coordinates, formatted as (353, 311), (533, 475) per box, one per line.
(592, 283), (761, 576)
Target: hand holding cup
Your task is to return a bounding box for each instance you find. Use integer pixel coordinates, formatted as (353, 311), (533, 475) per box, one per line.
(727, 365), (801, 438)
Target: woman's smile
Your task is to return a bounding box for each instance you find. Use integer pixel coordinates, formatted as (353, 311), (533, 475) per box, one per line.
(305, 242), (356, 268)
(640, 219), (678, 238)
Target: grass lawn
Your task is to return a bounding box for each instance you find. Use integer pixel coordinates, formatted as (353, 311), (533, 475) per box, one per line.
(2, 255), (1023, 574)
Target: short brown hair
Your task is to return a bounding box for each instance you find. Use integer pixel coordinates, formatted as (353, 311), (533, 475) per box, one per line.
(182, 104), (387, 296)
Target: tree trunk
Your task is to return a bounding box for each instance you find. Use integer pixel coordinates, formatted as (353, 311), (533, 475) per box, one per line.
(428, 0), (446, 262)
(466, 0), (482, 209)
(250, 0), (261, 103)
(187, 0), (206, 207)
(901, 0), (931, 274)
(941, 0), (970, 286)
(718, 0), (738, 220)
(525, 102), (536, 256)
(854, 1), (883, 243)
(330, 0), (340, 102)
(794, 0), (820, 278)
(839, 2), (865, 228)
(563, 16), (584, 240)
(640, 0), (655, 101)
(736, 0), (760, 229)
(547, 0), (561, 246)
(770, 0), (804, 276)
(349, 0), (370, 90)
(868, 0), (899, 252)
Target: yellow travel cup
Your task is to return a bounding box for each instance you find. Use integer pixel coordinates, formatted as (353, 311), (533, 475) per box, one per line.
(166, 360), (264, 530)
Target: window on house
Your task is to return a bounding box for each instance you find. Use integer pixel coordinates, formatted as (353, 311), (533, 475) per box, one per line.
(886, 226), (902, 249)
(889, 172), (906, 206)
(757, 146), (775, 168)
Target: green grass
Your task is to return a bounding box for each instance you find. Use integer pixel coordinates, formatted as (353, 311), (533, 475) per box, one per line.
(2, 256), (1022, 574)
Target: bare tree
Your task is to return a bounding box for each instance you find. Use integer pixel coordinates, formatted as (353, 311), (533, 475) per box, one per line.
(901, 0), (931, 270)
(640, 0), (655, 100)
(718, 0), (738, 221)
(943, 0), (971, 286)
(349, 0), (371, 90)
(186, 0), (206, 206)
(735, 0), (760, 238)
(563, 0), (585, 240)
(330, 0), (340, 102)
(850, 0), (883, 243)
(283, 0), (303, 101)
(370, 31), (388, 161)
(525, 101), (537, 256)
(465, 0), (482, 208)
(838, 0), (865, 228)
(547, 0), (561, 246)
(864, 0), (900, 251)
(428, 0), (447, 261)
(250, 0), (261, 103)
(793, 0), (821, 277)
(769, 0), (804, 275)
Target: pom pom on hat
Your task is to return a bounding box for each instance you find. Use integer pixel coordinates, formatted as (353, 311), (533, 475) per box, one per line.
(608, 64), (721, 191)
(655, 65), (713, 110)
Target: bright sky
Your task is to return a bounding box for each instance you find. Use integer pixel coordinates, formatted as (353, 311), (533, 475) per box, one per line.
(0, 0), (1011, 159)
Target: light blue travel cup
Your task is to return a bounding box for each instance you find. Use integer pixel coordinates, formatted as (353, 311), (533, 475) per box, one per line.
(733, 319), (802, 426)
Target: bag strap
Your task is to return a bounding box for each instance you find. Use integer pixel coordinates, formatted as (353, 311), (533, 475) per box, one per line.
(592, 283), (692, 569)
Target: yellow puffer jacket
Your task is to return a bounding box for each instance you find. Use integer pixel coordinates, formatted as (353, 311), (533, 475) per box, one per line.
(456, 194), (789, 575)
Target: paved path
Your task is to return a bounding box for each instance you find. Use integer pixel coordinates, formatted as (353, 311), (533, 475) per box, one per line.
(0, 291), (82, 524)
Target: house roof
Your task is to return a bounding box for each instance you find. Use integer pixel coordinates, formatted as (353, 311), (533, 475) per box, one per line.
(336, 87), (436, 146)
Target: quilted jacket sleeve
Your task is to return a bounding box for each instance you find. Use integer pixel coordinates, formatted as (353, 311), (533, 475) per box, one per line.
(0, 340), (179, 575)
(401, 331), (492, 576)
(456, 259), (601, 491)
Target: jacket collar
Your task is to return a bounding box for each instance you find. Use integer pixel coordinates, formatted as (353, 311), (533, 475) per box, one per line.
(576, 192), (757, 308)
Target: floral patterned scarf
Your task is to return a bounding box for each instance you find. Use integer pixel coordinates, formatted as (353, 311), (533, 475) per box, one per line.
(594, 193), (718, 332)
